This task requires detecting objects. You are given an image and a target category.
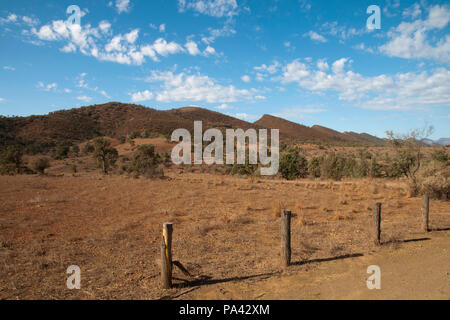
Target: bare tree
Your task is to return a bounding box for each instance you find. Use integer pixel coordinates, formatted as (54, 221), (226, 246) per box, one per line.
(386, 125), (434, 195)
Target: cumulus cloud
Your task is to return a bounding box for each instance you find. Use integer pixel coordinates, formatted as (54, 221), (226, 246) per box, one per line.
(115, 0), (131, 14)
(27, 16), (217, 65)
(303, 31), (327, 43)
(77, 95), (92, 102)
(379, 4), (450, 64)
(135, 70), (262, 103)
(0, 13), (18, 24)
(277, 58), (450, 110)
(185, 40), (201, 56)
(215, 103), (233, 110)
(178, 0), (238, 18)
(131, 90), (153, 102)
(241, 75), (251, 83)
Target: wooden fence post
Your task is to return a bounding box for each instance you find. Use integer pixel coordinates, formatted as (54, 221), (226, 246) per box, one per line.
(161, 222), (173, 289)
(373, 202), (381, 245)
(281, 209), (292, 268)
(421, 195), (429, 232)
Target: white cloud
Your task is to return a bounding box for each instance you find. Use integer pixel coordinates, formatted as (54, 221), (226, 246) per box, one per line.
(125, 29), (139, 43)
(131, 90), (153, 102)
(316, 59), (328, 71)
(178, 0), (238, 18)
(152, 38), (184, 56)
(28, 18), (198, 65)
(1, 13), (39, 26)
(278, 58), (450, 110)
(115, 0), (131, 14)
(61, 42), (76, 53)
(274, 107), (326, 120)
(159, 24), (166, 32)
(140, 70), (261, 103)
(298, 0), (311, 11)
(3, 66), (15, 71)
(234, 113), (259, 121)
(303, 31), (327, 43)
(254, 61), (280, 74)
(241, 75), (251, 83)
(203, 45), (216, 56)
(185, 40), (201, 56)
(201, 23), (236, 44)
(99, 21), (111, 33)
(22, 16), (39, 26)
(215, 103), (233, 110)
(37, 81), (58, 91)
(379, 4), (450, 64)
(403, 3), (422, 19)
(0, 13), (18, 24)
(320, 21), (366, 42)
(77, 95), (92, 102)
(331, 58), (348, 74)
(0, 98), (4, 103)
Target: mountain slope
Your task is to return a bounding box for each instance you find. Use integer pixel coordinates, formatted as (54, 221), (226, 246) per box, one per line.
(0, 102), (386, 146)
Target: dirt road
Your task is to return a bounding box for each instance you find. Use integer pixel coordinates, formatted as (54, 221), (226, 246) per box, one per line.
(181, 230), (450, 300)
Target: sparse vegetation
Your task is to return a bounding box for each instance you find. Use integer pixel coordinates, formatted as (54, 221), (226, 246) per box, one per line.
(92, 138), (118, 174)
(0, 145), (23, 174)
(128, 144), (162, 178)
(386, 126), (434, 196)
(279, 148), (308, 180)
(32, 157), (50, 174)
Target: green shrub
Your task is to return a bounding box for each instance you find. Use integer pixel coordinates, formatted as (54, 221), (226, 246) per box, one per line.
(32, 157), (50, 174)
(320, 152), (345, 180)
(82, 143), (94, 154)
(128, 144), (161, 177)
(71, 145), (80, 157)
(0, 145), (23, 174)
(279, 148), (308, 180)
(54, 144), (70, 160)
(92, 138), (118, 174)
(308, 157), (322, 178)
(230, 160), (257, 177)
(431, 149), (449, 163)
(415, 161), (449, 200)
(130, 131), (141, 139)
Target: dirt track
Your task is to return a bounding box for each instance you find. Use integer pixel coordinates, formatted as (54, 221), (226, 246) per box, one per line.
(180, 230), (450, 300)
(0, 174), (449, 300)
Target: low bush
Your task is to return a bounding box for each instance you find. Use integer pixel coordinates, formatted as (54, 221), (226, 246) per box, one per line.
(32, 157), (50, 174)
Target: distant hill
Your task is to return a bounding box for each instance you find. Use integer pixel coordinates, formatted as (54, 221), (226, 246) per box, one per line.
(421, 138), (450, 146)
(0, 102), (387, 147)
(255, 114), (386, 145)
(436, 138), (450, 146)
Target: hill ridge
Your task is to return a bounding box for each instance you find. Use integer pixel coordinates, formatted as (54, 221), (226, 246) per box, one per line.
(0, 102), (386, 146)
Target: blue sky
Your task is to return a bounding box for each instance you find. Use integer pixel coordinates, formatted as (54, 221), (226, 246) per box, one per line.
(0, 0), (449, 139)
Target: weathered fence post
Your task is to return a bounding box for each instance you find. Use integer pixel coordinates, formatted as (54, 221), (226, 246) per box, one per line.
(281, 209), (292, 268)
(160, 222), (173, 289)
(373, 202), (381, 245)
(421, 195), (429, 232)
